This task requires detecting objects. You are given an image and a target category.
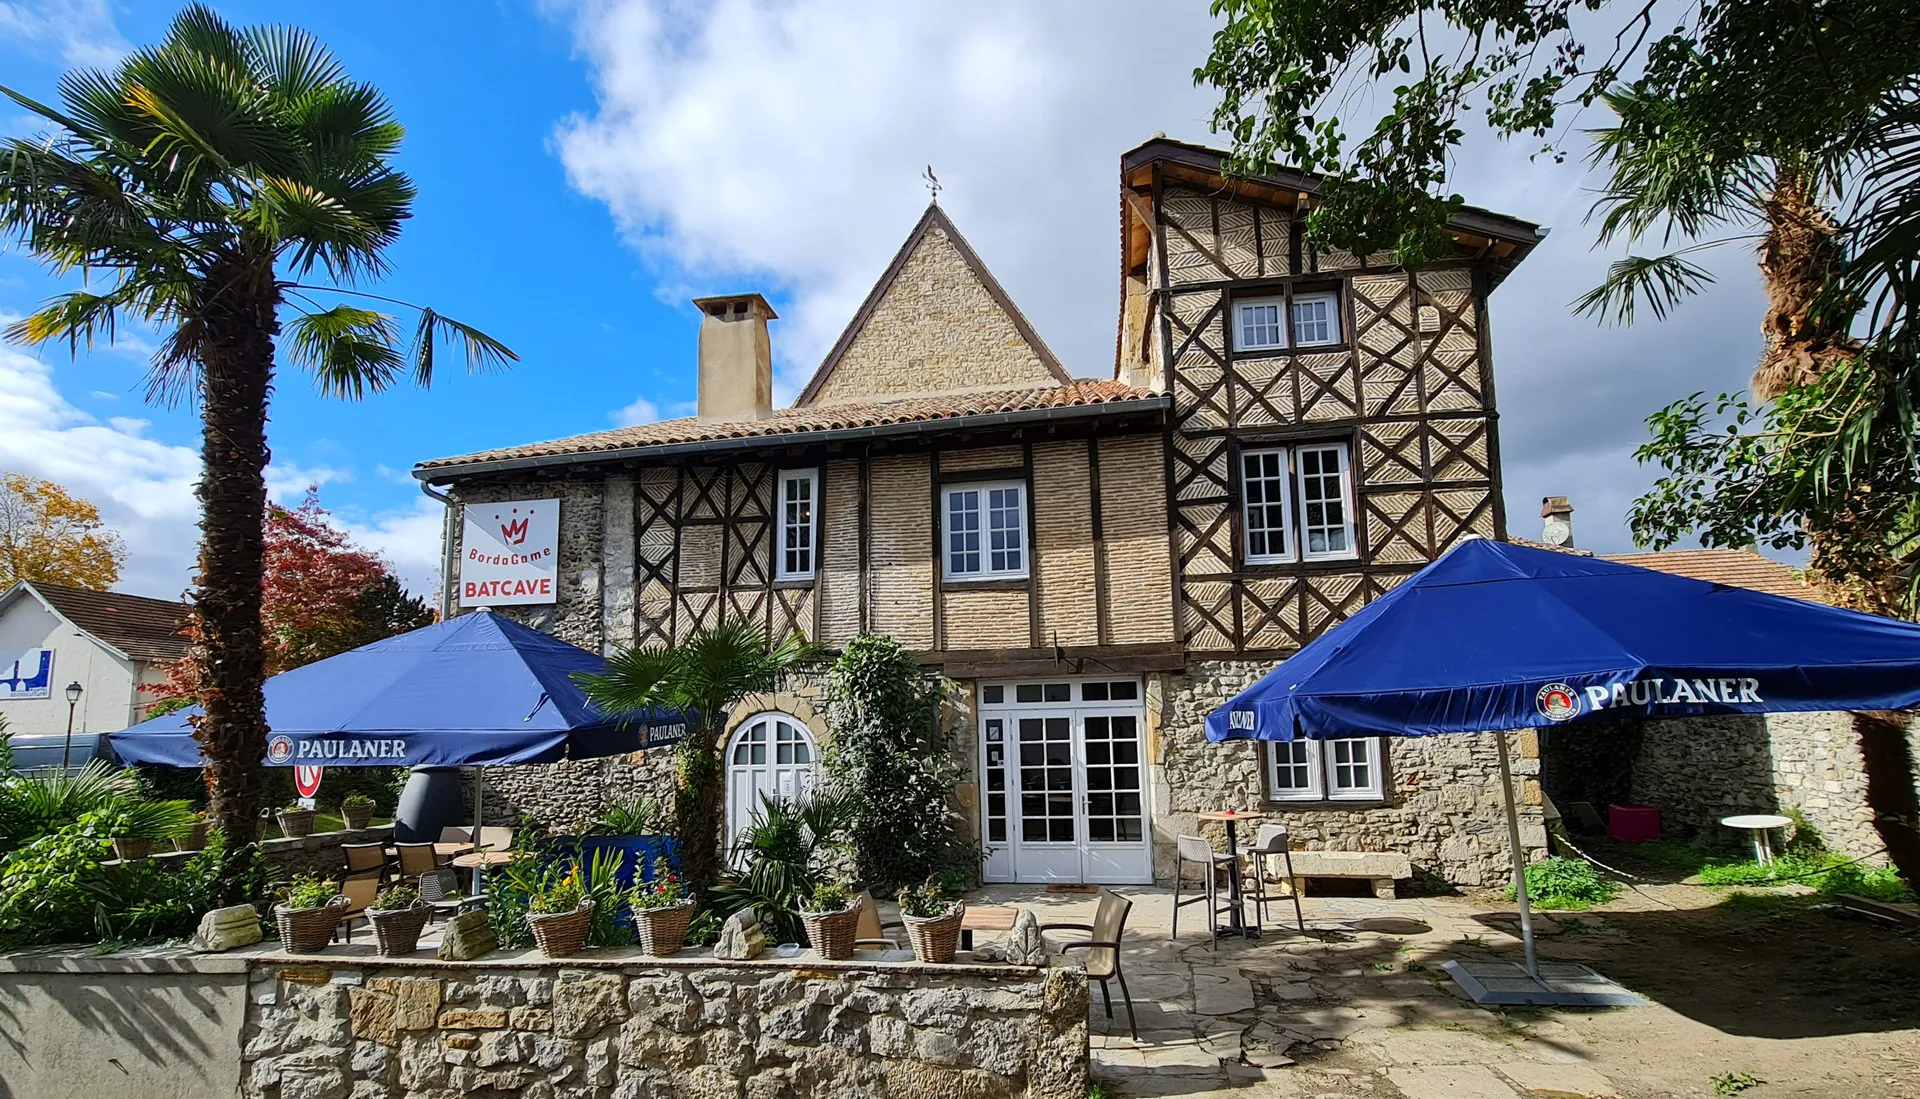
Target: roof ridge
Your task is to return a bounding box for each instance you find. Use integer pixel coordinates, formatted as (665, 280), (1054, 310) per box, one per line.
(794, 203), (1070, 407)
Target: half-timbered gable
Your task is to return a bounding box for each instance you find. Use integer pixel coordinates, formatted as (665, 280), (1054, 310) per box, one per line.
(1117, 139), (1541, 657)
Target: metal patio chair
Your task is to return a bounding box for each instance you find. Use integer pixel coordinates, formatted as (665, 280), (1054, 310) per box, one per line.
(1170, 834), (1236, 945)
(1040, 890), (1137, 1039)
(1245, 823), (1306, 933)
(340, 842), (391, 885)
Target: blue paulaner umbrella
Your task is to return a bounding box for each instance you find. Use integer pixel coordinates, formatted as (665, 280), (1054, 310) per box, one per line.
(111, 609), (686, 767)
(1207, 536), (1920, 1003)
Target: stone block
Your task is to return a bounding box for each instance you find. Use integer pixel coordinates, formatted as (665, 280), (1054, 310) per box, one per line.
(436, 909), (497, 961)
(715, 907), (767, 960)
(552, 971), (627, 1038)
(192, 903), (263, 951)
(438, 1007), (509, 1030)
(368, 976), (441, 1031)
(511, 1005), (553, 1031)
(347, 988), (397, 1047)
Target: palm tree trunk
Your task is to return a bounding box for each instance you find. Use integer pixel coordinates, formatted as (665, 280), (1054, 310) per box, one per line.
(1856, 713), (1920, 886)
(188, 244), (279, 904)
(674, 733), (724, 903)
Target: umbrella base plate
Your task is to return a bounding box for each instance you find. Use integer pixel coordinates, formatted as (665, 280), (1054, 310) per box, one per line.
(1441, 960), (1647, 1007)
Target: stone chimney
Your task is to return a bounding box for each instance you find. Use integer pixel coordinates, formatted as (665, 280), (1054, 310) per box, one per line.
(1540, 496), (1574, 547)
(692, 294), (776, 422)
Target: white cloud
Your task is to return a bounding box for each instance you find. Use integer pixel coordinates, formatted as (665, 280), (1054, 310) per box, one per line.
(609, 395), (660, 426)
(87, 389), (117, 401)
(0, 0), (128, 68)
(551, 0), (1773, 556)
(338, 495), (447, 608)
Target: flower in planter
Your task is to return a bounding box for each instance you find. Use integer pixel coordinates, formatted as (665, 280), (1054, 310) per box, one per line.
(802, 880), (852, 914)
(629, 871), (689, 912)
(369, 884), (421, 911)
(529, 869), (586, 915)
(896, 878), (957, 920)
(280, 873), (341, 910)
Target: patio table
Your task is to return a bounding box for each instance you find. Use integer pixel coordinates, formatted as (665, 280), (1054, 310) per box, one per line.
(1198, 810), (1263, 939)
(959, 904), (1018, 951)
(1720, 814), (1794, 866)
(452, 849), (515, 892)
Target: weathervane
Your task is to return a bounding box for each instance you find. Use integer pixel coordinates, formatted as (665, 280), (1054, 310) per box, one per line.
(923, 164), (941, 203)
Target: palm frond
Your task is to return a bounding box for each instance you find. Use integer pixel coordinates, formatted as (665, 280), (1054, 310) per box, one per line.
(284, 304), (403, 398)
(244, 21), (348, 103)
(1573, 252), (1718, 325)
(575, 645), (683, 717)
(409, 306), (519, 386)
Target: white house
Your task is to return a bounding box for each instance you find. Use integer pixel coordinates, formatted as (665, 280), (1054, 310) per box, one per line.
(0, 581), (190, 766)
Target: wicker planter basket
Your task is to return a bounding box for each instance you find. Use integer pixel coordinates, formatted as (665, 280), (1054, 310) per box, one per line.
(276, 808), (317, 838)
(368, 902), (432, 956)
(341, 804), (374, 831)
(111, 837), (153, 862)
(276, 896), (350, 953)
(901, 904), (965, 964)
(180, 821), (209, 851)
(798, 905), (860, 960)
(527, 898), (596, 957)
(632, 900), (696, 956)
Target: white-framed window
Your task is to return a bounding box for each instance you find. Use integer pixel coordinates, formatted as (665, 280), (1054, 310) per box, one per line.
(1291, 290), (1342, 347)
(1234, 296), (1286, 352)
(1239, 442), (1357, 563)
(943, 480), (1028, 581)
(1268, 737), (1384, 802)
(775, 468), (818, 581)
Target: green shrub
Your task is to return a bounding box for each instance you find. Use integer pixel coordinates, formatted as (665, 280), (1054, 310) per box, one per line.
(0, 827), (261, 948)
(280, 874), (340, 910)
(1814, 863), (1913, 903)
(707, 793), (850, 944)
(820, 635), (973, 892)
(487, 843), (628, 948)
(804, 880), (851, 913)
(340, 793), (374, 811)
(1509, 857), (1619, 910)
(0, 830), (110, 946)
(79, 799), (198, 841)
(585, 796), (662, 836)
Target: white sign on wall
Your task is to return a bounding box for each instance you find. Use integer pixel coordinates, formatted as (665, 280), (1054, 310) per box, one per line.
(0, 648), (53, 700)
(460, 498), (560, 607)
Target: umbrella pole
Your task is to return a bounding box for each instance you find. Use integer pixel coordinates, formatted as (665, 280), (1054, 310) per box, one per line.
(1495, 730), (1540, 979)
(474, 768), (485, 838)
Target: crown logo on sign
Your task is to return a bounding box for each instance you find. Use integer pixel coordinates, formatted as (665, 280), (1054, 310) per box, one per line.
(500, 517), (530, 546)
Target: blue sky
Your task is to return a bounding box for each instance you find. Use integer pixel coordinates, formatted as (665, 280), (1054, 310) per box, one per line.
(0, 0), (1770, 600)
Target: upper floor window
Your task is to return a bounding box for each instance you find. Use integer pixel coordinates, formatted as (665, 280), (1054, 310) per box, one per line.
(1234, 290), (1345, 352)
(1291, 290), (1342, 347)
(776, 469), (817, 581)
(1234, 297), (1285, 352)
(944, 480), (1027, 581)
(1241, 442), (1357, 564)
(1268, 737), (1385, 802)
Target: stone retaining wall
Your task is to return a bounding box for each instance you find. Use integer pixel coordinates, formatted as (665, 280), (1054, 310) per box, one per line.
(0, 947), (1087, 1099)
(1154, 661), (1546, 889)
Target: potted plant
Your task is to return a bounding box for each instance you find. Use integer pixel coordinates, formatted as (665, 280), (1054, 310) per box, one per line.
(83, 800), (197, 861)
(897, 878), (965, 964)
(797, 880), (859, 961)
(628, 871), (695, 956)
(339, 793), (375, 831)
(526, 871), (596, 957)
(274, 874), (349, 953)
(366, 884), (430, 955)
(276, 801), (317, 838)
(180, 811), (210, 851)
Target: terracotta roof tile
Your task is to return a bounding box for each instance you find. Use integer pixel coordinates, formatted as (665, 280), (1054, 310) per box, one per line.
(1600, 549), (1824, 604)
(14, 581), (191, 663)
(417, 380), (1162, 474)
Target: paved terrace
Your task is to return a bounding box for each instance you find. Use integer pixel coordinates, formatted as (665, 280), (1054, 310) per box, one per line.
(983, 884), (1920, 1099)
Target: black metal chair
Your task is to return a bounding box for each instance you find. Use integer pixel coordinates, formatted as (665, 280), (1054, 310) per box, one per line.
(1171, 834), (1236, 945)
(1040, 891), (1137, 1039)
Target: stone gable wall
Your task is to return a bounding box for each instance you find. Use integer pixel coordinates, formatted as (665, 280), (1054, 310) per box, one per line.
(1152, 661), (1545, 888)
(240, 958), (1086, 1099)
(809, 223), (1059, 405)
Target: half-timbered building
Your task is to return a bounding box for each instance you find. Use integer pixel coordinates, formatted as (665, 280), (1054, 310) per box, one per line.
(415, 138), (1551, 888)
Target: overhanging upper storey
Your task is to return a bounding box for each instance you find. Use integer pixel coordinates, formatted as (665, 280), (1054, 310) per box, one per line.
(1118, 138), (1546, 292)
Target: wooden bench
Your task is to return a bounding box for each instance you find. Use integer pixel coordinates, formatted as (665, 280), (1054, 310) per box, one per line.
(1267, 850), (1412, 900)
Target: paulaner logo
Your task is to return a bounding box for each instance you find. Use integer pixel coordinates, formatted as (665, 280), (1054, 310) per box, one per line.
(1537, 676), (1766, 722)
(1228, 711), (1256, 731)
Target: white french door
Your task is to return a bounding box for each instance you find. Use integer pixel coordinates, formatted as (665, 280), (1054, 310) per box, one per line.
(979, 679), (1152, 884)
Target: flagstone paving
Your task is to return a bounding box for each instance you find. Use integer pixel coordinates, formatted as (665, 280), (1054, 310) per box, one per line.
(967, 883), (1920, 1099)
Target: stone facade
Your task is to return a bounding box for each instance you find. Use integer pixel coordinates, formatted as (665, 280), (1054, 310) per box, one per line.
(1627, 711), (1915, 859)
(239, 957), (1086, 1099)
(803, 209), (1063, 406)
(1151, 661), (1545, 889)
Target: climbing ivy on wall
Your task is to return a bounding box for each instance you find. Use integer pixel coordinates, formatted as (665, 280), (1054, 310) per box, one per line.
(820, 635), (974, 892)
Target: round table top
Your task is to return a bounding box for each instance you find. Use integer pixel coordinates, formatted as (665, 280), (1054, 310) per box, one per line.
(1721, 814), (1794, 830)
(1197, 810), (1265, 822)
(433, 842), (475, 857)
(451, 850), (517, 868)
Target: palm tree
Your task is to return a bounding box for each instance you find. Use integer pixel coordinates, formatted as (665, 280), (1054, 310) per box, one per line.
(1576, 89), (1920, 888)
(0, 6), (513, 900)
(576, 620), (820, 902)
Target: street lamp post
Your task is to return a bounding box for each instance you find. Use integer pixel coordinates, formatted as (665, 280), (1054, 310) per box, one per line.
(62, 681), (84, 772)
